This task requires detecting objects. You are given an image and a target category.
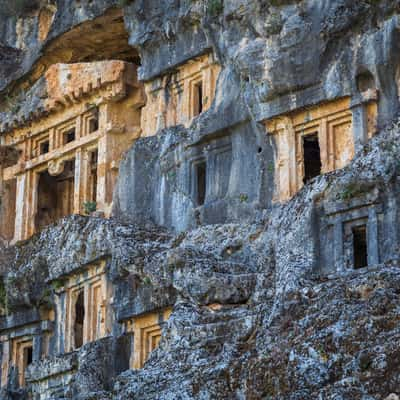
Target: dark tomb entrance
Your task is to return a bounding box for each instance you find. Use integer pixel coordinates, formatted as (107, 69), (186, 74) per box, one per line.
(303, 134), (322, 183)
(353, 225), (368, 269)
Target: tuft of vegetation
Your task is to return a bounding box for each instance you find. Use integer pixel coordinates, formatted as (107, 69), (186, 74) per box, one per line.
(0, 0), (39, 17)
(142, 276), (152, 285)
(339, 183), (365, 201)
(239, 193), (249, 203)
(0, 278), (7, 314)
(117, 0), (133, 7)
(83, 201), (97, 215)
(207, 0), (223, 17)
(52, 279), (64, 290)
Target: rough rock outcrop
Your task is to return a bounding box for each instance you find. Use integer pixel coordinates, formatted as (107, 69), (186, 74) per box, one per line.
(1, 1), (400, 399)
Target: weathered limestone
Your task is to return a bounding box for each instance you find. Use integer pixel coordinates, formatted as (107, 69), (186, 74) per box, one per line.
(141, 53), (220, 137)
(0, 60), (144, 243)
(124, 308), (172, 369)
(53, 261), (112, 354)
(37, 3), (57, 43)
(265, 98), (377, 202)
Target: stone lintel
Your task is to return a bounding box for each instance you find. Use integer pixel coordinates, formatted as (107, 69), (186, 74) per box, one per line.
(0, 309), (41, 332)
(116, 286), (176, 323)
(323, 192), (381, 217)
(25, 352), (78, 383)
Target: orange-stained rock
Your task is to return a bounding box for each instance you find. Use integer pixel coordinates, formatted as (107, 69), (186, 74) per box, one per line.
(0, 61), (144, 243)
(52, 261), (112, 353)
(141, 53), (220, 137)
(125, 308), (172, 369)
(265, 97), (377, 202)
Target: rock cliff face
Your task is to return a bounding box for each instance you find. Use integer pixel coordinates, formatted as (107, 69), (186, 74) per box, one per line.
(1, 1), (400, 399)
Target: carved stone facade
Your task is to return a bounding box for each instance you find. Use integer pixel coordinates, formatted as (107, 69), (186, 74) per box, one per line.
(141, 53), (221, 137)
(265, 97), (378, 202)
(53, 262), (112, 354)
(124, 308), (172, 370)
(0, 310), (53, 389)
(0, 60), (144, 243)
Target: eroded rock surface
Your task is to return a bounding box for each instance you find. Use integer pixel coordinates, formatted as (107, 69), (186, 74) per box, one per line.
(1, 1), (400, 399)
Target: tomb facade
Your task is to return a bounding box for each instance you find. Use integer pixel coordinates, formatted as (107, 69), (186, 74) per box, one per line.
(0, 60), (144, 243)
(318, 186), (399, 276)
(0, 309), (53, 389)
(140, 53), (220, 137)
(265, 98), (377, 202)
(52, 261), (112, 354)
(124, 308), (172, 370)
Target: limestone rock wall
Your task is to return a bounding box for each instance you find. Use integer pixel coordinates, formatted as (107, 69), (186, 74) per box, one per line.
(1, 1), (400, 400)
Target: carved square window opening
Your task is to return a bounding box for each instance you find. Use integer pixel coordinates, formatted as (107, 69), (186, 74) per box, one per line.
(63, 128), (76, 145)
(31, 133), (50, 158)
(83, 107), (100, 136)
(55, 120), (77, 148)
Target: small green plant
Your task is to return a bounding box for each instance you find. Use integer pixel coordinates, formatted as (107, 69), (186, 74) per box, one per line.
(207, 0), (223, 16)
(239, 193), (249, 203)
(117, 0), (132, 7)
(142, 276), (152, 285)
(267, 162), (274, 173)
(0, 278), (7, 314)
(52, 279), (64, 290)
(83, 201), (97, 215)
(167, 170), (176, 180)
(340, 183), (362, 201)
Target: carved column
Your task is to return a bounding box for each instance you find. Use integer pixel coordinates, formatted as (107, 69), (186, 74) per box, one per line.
(367, 207), (379, 266)
(73, 149), (83, 215)
(14, 173), (27, 242)
(333, 219), (344, 273)
(0, 337), (10, 387)
(350, 89), (379, 152)
(276, 117), (296, 201)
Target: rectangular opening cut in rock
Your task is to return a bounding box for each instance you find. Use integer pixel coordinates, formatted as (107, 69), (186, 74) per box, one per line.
(303, 133), (322, 184)
(88, 108), (99, 134)
(195, 161), (207, 206)
(193, 81), (203, 116)
(63, 127), (76, 145)
(13, 339), (34, 387)
(353, 225), (368, 269)
(40, 140), (50, 155)
(74, 290), (85, 349)
(89, 150), (98, 203)
(35, 160), (75, 231)
(23, 345), (33, 376)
